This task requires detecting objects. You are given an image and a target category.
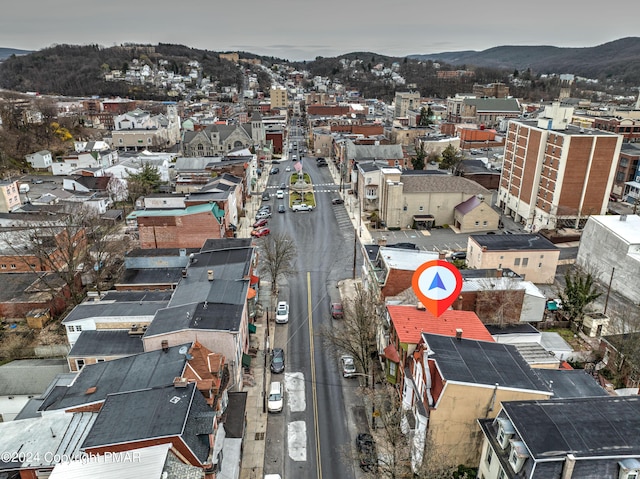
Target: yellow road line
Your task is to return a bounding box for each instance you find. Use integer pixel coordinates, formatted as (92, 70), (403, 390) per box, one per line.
(308, 271), (322, 479)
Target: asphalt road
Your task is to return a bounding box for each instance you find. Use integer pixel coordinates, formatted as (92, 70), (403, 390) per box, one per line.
(263, 128), (364, 479)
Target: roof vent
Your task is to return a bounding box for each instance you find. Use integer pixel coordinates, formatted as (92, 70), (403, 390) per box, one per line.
(455, 328), (463, 340)
(161, 340), (169, 352)
(182, 269), (188, 278)
(208, 270), (214, 281)
(416, 302), (426, 311)
(620, 214), (627, 222)
(85, 386), (97, 395)
(173, 377), (189, 388)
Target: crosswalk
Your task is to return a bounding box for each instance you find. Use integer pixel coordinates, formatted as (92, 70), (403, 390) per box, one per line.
(285, 373), (308, 462)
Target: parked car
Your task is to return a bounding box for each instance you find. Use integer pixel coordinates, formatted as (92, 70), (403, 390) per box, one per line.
(356, 433), (377, 471)
(317, 160), (328, 167)
(276, 190), (284, 199)
(262, 192), (271, 201)
(331, 198), (344, 205)
(268, 381), (283, 413)
(251, 227), (270, 237)
(340, 355), (356, 378)
(255, 211), (271, 221)
(450, 251), (467, 260)
(253, 218), (268, 229)
(259, 205), (272, 213)
(272, 160), (280, 164)
(270, 348), (285, 374)
(331, 302), (344, 319)
(275, 301), (289, 324)
(270, 167), (280, 175)
(278, 204), (286, 213)
(285, 166), (291, 172)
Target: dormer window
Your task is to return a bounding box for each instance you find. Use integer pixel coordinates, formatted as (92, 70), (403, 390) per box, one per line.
(496, 417), (515, 449)
(619, 459), (640, 479)
(508, 440), (529, 473)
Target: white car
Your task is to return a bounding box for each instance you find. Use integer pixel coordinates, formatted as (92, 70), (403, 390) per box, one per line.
(276, 190), (284, 199)
(275, 301), (289, 324)
(268, 381), (283, 413)
(341, 355), (357, 378)
(285, 166), (291, 172)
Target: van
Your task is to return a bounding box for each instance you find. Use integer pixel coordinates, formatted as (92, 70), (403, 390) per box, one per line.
(19, 184), (30, 193)
(268, 381), (283, 413)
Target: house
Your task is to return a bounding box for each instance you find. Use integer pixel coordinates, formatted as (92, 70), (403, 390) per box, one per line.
(0, 412), (97, 477)
(80, 382), (217, 473)
(373, 169), (491, 230)
(453, 194), (500, 233)
(456, 159), (502, 190)
(576, 214), (640, 305)
(108, 106), (181, 151)
(383, 304), (493, 388)
(116, 248), (200, 291)
(61, 290), (171, 349)
(25, 149), (53, 169)
(363, 246), (440, 298)
(599, 332), (640, 389)
(0, 179), (22, 213)
(477, 396), (640, 479)
(127, 202), (227, 249)
(459, 97), (521, 128)
(49, 443), (205, 479)
(0, 359), (69, 421)
(51, 152), (109, 176)
(459, 272), (547, 324)
(182, 116), (264, 157)
(39, 342), (192, 412)
(467, 234), (560, 284)
(142, 238), (258, 391)
(0, 272), (71, 319)
(611, 143), (640, 198)
(405, 333), (552, 468)
(66, 329), (145, 370)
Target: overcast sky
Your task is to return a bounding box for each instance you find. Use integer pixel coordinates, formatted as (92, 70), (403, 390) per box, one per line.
(1, 0), (637, 61)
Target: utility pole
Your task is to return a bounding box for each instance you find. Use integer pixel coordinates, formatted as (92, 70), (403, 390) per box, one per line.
(352, 231), (357, 279)
(604, 267), (615, 315)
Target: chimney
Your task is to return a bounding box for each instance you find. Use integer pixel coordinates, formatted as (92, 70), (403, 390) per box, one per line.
(377, 237), (387, 247)
(482, 246), (487, 252)
(455, 328), (463, 340)
(161, 340), (169, 352)
(208, 270), (214, 281)
(438, 251), (446, 260)
(173, 377), (188, 388)
(416, 302), (426, 311)
(454, 295), (464, 310)
(182, 269), (188, 278)
(496, 268), (503, 278)
(561, 454), (576, 479)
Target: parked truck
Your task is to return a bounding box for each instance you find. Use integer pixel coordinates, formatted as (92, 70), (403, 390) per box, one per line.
(292, 203), (313, 212)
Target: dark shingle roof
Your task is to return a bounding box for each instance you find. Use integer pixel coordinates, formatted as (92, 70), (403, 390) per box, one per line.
(534, 369), (608, 399)
(469, 233), (559, 251)
(82, 382), (214, 464)
(423, 333), (550, 393)
(39, 344), (190, 411)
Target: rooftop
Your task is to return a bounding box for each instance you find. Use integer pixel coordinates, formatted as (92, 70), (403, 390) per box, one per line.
(67, 330), (145, 357)
(587, 214), (640, 244)
(0, 359), (69, 396)
(534, 369), (608, 399)
(388, 305), (493, 344)
(423, 333), (550, 394)
(39, 343), (190, 411)
(378, 247), (439, 271)
(469, 233), (559, 251)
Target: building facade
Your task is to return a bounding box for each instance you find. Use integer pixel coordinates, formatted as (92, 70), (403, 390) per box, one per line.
(498, 104), (623, 231)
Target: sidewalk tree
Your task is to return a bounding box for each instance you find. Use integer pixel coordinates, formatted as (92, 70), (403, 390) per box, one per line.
(557, 269), (601, 330)
(257, 232), (297, 301)
(321, 281), (379, 387)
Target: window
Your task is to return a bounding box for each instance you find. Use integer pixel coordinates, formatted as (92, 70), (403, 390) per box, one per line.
(522, 258), (529, 266)
(76, 325), (82, 332)
(514, 258), (521, 266)
(486, 449), (492, 465)
(96, 358), (105, 363)
(0, 264), (5, 269)
(483, 221), (488, 226)
(498, 469), (505, 479)
(389, 361), (397, 377)
(475, 221), (480, 226)
(418, 206), (424, 212)
(10, 264), (16, 269)
(538, 263), (542, 268)
(76, 359), (85, 370)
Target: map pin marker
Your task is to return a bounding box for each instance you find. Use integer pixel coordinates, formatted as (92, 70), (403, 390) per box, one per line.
(411, 260), (463, 317)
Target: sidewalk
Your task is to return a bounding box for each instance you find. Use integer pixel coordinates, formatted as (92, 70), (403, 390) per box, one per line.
(240, 282), (275, 479)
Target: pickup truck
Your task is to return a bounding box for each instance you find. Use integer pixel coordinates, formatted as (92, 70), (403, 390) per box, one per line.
(292, 203), (313, 212)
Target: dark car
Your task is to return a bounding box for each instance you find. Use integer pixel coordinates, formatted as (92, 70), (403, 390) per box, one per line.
(262, 192), (271, 201)
(280, 183), (287, 190)
(270, 348), (285, 374)
(278, 204), (286, 213)
(272, 160), (280, 164)
(253, 218), (268, 229)
(386, 242), (418, 250)
(331, 198), (344, 205)
(330, 303), (344, 319)
(450, 251), (467, 260)
(356, 433), (377, 472)
(271, 167), (280, 175)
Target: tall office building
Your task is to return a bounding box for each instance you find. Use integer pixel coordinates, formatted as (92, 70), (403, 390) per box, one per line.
(498, 104), (623, 231)
(270, 86), (288, 110)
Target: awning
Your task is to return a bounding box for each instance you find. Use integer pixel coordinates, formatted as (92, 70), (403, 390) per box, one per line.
(413, 214), (435, 220)
(250, 275), (260, 285)
(383, 344), (400, 363)
(247, 288), (257, 300)
(242, 353), (252, 368)
(248, 323), (257, 334)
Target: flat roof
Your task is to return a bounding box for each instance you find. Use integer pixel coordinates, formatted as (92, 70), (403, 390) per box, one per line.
(470, 233), (559, 251)
(588, 214), (640, 244)
(379, 248), (440, 271)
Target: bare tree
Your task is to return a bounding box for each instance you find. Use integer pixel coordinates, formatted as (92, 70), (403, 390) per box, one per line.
(321, 280), (379, 386)
(474, 277), (525, 327)
(257, 232), (297, 314)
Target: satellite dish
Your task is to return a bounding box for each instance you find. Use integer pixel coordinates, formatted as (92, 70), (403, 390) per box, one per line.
(179, 346), (188, 355)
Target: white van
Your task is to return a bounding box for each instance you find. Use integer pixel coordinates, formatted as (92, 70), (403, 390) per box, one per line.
(19, 183), (30, 193)
(268, 381), (283, 413)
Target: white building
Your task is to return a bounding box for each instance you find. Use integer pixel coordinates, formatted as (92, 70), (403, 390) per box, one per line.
(576, 214), (640, 305)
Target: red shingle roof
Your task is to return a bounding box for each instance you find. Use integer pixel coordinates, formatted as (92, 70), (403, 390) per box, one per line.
(387, 305), (494, 344)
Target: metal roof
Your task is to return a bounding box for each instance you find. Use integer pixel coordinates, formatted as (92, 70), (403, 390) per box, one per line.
(67, 330), (145, 357)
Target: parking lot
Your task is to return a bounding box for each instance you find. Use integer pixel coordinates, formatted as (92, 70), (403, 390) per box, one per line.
(369, 228), (470, 254)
